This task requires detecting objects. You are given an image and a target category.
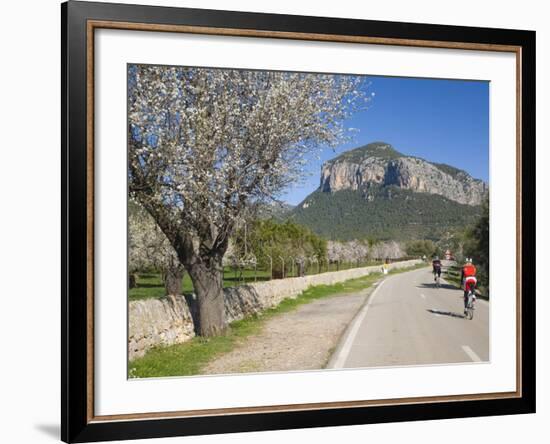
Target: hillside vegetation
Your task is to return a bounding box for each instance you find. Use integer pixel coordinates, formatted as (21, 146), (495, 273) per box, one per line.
(289, 186), (481, 241)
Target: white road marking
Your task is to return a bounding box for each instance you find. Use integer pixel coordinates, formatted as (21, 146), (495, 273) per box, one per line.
(329, 280), (387, 369)
(461, 345), (482, 362)
(420, 293), (426, 299)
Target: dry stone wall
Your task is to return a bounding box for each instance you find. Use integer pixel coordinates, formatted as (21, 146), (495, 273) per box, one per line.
(128, 259), (422, 360)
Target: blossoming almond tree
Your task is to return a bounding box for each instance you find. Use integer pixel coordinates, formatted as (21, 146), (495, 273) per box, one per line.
(371, 240), (404, 260)
(327, 240), (404, 265)
(128, 201), (185, 295)
(128, 64), (367, 336)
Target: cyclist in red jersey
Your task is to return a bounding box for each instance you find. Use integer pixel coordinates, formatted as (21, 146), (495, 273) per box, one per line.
(461, 258), (477, 314)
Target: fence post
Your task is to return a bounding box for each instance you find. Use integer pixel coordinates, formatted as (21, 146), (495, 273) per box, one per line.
(279, 256), (285, 279)
(266, 255), (273, 280)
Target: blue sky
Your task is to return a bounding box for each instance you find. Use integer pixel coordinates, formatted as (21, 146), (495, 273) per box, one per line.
(279, 75), (489, 205)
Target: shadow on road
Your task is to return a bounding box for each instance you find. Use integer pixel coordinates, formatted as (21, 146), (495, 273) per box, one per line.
(426, 308), (465, 319)
(417, 283), (456, 291)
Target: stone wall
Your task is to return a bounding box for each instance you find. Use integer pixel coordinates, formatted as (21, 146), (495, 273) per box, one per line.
(128, 259), (422, 360)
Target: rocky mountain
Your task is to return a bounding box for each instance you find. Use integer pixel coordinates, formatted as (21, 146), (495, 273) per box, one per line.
(288, 142), (487, 241)
(319, 142), (487, 206)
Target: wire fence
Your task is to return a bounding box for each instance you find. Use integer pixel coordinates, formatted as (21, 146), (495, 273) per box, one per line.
(129, 256), (422, 299)
(222, 256), (417, 285)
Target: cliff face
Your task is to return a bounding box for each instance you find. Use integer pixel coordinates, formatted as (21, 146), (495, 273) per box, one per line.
(319, 142), (487, 206)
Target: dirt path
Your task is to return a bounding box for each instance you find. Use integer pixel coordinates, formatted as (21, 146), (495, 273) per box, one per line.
(202, 287), (375, 375)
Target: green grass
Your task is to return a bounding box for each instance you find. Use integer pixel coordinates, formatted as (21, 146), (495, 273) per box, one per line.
(129, 269), (272, 301)
(128, 261), (385, 302)
(128, 263), (426, 378)
(128, 274), (170, 300)
(128, 316), (263, 378)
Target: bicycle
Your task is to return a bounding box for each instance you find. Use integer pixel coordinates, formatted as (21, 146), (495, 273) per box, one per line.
(433, 271), (441, 288)
(464, 290), (476, 320)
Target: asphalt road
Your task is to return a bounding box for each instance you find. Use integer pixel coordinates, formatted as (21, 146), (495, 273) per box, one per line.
(328, 266), (489, 369)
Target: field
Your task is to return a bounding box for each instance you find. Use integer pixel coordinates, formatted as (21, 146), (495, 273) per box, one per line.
(129, 261), (385, 301)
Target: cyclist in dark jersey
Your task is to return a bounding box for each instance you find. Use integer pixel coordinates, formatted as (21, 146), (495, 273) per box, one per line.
(432, 257), (442, 282)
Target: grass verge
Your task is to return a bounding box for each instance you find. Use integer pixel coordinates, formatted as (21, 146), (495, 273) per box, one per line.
(444, 266), (489, 300)
(129, 263), (427, 378)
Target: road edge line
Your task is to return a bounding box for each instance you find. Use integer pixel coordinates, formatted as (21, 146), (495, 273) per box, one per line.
(327, 279), (387, 369)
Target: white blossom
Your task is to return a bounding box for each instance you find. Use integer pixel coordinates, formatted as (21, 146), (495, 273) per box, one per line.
(327, 239), (405, 263)
(127, 64), (369, 333)
(128, 201), (180, 273)
(128, 65), (369, 262)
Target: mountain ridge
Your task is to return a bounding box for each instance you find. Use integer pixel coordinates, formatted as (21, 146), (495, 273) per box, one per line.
(285, 142), (487, 241)
(319, 142), (487, 206)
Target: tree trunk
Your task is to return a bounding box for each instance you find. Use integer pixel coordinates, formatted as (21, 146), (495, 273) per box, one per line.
(164, 265), (185, 296)
(187, 263), (226, 337)
(297, 261), (305, 277)
(129, 273), (137, 289)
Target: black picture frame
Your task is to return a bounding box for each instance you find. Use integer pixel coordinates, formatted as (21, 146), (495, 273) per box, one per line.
(62, 1), (536, 442)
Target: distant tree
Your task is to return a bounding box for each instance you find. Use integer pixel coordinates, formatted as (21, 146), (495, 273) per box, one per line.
(327, 241), (346, 263)
(128, 65), (367, 335)
(464, 197), (489, 288)
(405, 239), (437, 258)
(347, 240), (372, 262)
(222, 222), (258, 279)
(372, 240), (405, 260)
(327, 240), (370, 264)
(129, 201), (185, 295)
(437, 230), (464, 262)
(234, 219), (327, 278)
(326, 239), (404, 264)
(388, 241), (405, 259)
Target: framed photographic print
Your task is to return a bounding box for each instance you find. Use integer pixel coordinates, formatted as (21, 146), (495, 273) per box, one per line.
(62, 1), (536, 442)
